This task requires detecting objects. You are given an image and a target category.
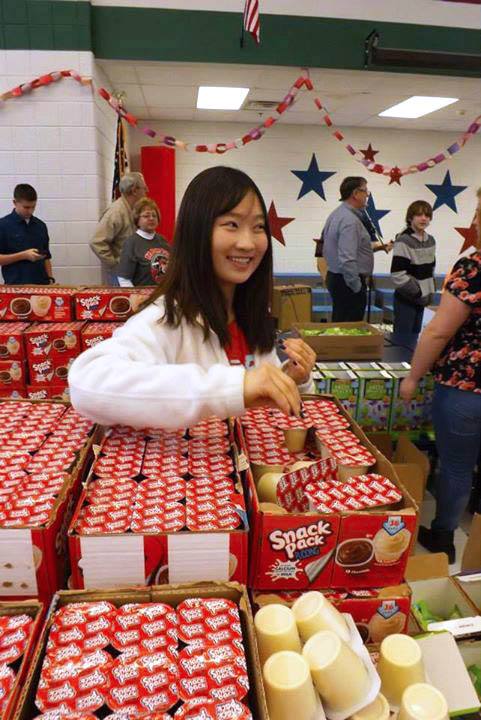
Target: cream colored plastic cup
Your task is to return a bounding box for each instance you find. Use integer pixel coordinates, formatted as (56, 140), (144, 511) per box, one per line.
(263, 650), (319, 720)
(283, 427), (308, 452)
(257, 472), (284, 504)
(302, 630), (370, 712)
(254, 604), (302, 666)
(350, 693), (390, 720)
(292, 590), (350, 643)
(252, 461), (284, 483)
(399, 684), (449, 720)
(378, 634), (425, 706)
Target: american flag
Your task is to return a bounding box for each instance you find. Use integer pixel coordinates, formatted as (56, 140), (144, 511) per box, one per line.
(244, 0), (260, 44)
(111, 113), (129, 201)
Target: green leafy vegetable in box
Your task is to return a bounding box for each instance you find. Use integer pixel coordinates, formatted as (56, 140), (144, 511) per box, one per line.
(302, 327), (372, 337)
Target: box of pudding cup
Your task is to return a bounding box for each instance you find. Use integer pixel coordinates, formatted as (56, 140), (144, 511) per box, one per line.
(238, 394), (418, 591)
(253, 584), (479, 720)
(0, 598), (44, 720)
(0, 286), (76, 322)
(74, 286), (154, 321)
(12, 582), (269, 720)
(406, 554), (481, 639)
(252, 585), (412, 644)
(0, 360), (26, 390)
(67, 419), (249, 591)
(0, 399), (98, 602)
(0, 323), (29, 361)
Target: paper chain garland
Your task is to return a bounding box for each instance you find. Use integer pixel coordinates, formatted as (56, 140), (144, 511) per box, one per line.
(98, 74), (314, 153)
(1, 68), (480, 185)
(0, 69), (91, 102)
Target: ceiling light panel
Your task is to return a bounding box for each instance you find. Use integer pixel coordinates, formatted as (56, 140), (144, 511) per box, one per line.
(197, 86), (249, 110)
(379, 95), (458, 118)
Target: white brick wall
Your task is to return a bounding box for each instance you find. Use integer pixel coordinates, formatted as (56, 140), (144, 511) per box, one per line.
(130, 121), (481, 276)
(0, 50), (118, 285)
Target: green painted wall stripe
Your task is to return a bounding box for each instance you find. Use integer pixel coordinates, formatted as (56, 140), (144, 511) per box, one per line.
(92, 7), (481, 77)
(0, 1), (479, 78)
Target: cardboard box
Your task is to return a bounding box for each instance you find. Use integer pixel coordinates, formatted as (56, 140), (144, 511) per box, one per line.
(294, 322), (383, 360)
(322, 368), (360, 416)
(74, 287), (153, 321)
(272, 285), (311, 331)
(406, 554), (481, 638)
(244, 395), (418, 591)
(456, 571), (481, 614)
(0, 360), (26, 389)
(13, 583), (268, 720)
(355, 369), (394, 431)
(24, 322), (84, 360)
(26, 385), (71, 402)
(457, 639), (481, 702)
(0, 287), (75, 322)
(462, 513), (481, 572)
(0, 389), (26, 400)
(415, 632), (481, 716)
(252, 585), (411, 644)
(26, 354), (75, 386)
(367, 433), (429, 525)
(0, 323), (29, 360)
(68, 431), (249, 590)
(0, 599), (44, 720)
(81, 321), (124, 350)
(0, 410), (98, 602)
(388, 369), (426, 431)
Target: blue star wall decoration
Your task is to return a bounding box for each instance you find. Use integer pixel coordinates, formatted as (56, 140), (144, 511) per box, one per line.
(291, 154), (336, 200)
(365, 194), (390, 237)
(425, 170), (467, 213)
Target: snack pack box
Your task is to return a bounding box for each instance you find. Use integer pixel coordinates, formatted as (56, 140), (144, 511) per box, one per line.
(389, 369), (425, 431)
(27, 355), (75, 387)
(24, 322), (84, 360)
(14, 584), (268, 720)
(252, 586), (411, 644)
(355, 370), (394, 431)
(26, 385), (71, 402)
(242, 395), (417, 590)
(0, 360), (26, 389)
(323, 369), (360, 417)
(74, 287), (153, 321)
(0, 287), (75, 322)
(81, 322), (123, 350)
(0, 323), (29, 360)
(0, 389), (26, 399)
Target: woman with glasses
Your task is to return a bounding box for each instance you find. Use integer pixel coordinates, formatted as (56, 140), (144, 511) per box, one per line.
(117, 198), (170, 286)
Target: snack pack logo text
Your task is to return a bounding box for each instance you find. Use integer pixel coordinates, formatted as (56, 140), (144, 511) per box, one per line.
(30, 333), (49, 347)
(79, 296), (101, 309)
(268, 520), (333, 560)
(383, 516), (405, 536)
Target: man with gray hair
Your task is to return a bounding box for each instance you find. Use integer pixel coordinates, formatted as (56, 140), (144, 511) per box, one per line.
(90, 172), (148, 286)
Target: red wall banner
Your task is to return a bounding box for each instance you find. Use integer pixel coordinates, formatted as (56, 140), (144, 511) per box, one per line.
(141, 146), (176, 243)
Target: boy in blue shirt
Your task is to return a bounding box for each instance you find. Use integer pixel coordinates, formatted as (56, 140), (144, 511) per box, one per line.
(0, 184), (54, 285)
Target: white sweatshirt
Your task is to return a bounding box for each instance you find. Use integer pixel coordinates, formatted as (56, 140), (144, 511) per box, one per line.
(69, 298), (315, 430)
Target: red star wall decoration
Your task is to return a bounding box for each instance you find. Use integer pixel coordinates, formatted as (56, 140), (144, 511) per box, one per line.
(455, 219), (479, 254)
(389, 167), (403, 186)
(268, 202), (295, 245)
(360, 143), (379, 162)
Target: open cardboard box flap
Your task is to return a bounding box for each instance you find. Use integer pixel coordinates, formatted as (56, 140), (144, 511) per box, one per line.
(406, 553), (450, 581)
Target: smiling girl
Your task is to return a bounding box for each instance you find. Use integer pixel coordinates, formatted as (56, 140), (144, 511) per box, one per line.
(69, 166), (316, 429)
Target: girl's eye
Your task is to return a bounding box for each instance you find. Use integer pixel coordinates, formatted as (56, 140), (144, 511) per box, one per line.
(223, 221), (237, 228)
(255, 224), (266, 231)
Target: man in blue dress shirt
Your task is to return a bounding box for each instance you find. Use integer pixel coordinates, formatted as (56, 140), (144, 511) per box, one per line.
(0, 184), (54, 285)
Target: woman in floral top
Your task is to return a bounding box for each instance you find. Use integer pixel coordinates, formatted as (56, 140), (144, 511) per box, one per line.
(401, 203), (481, 563)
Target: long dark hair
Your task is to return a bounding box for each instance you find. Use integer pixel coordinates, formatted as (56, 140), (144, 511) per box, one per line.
(146, 166), (274, 353)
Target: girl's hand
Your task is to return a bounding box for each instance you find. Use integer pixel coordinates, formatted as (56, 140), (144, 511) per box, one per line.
(400, 376), (418, 402)
(244, 364), (301, 416)
(281, 338), (316, 385)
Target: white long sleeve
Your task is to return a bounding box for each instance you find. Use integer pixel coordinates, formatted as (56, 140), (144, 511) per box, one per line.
(69, 299), (316, 430)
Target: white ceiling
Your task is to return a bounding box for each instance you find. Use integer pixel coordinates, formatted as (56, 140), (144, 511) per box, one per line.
(97, 60), (481, 132)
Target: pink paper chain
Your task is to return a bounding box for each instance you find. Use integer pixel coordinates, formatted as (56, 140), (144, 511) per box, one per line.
(0, 69), (91, 102)
(98, 73), (314, 153)
(313, 97), (481, 180)
(1, 68), (480, 184)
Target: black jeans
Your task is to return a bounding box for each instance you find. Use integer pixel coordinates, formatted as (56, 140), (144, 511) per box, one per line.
(393, 292), (424, 334)
(326, 272), (367, 322)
